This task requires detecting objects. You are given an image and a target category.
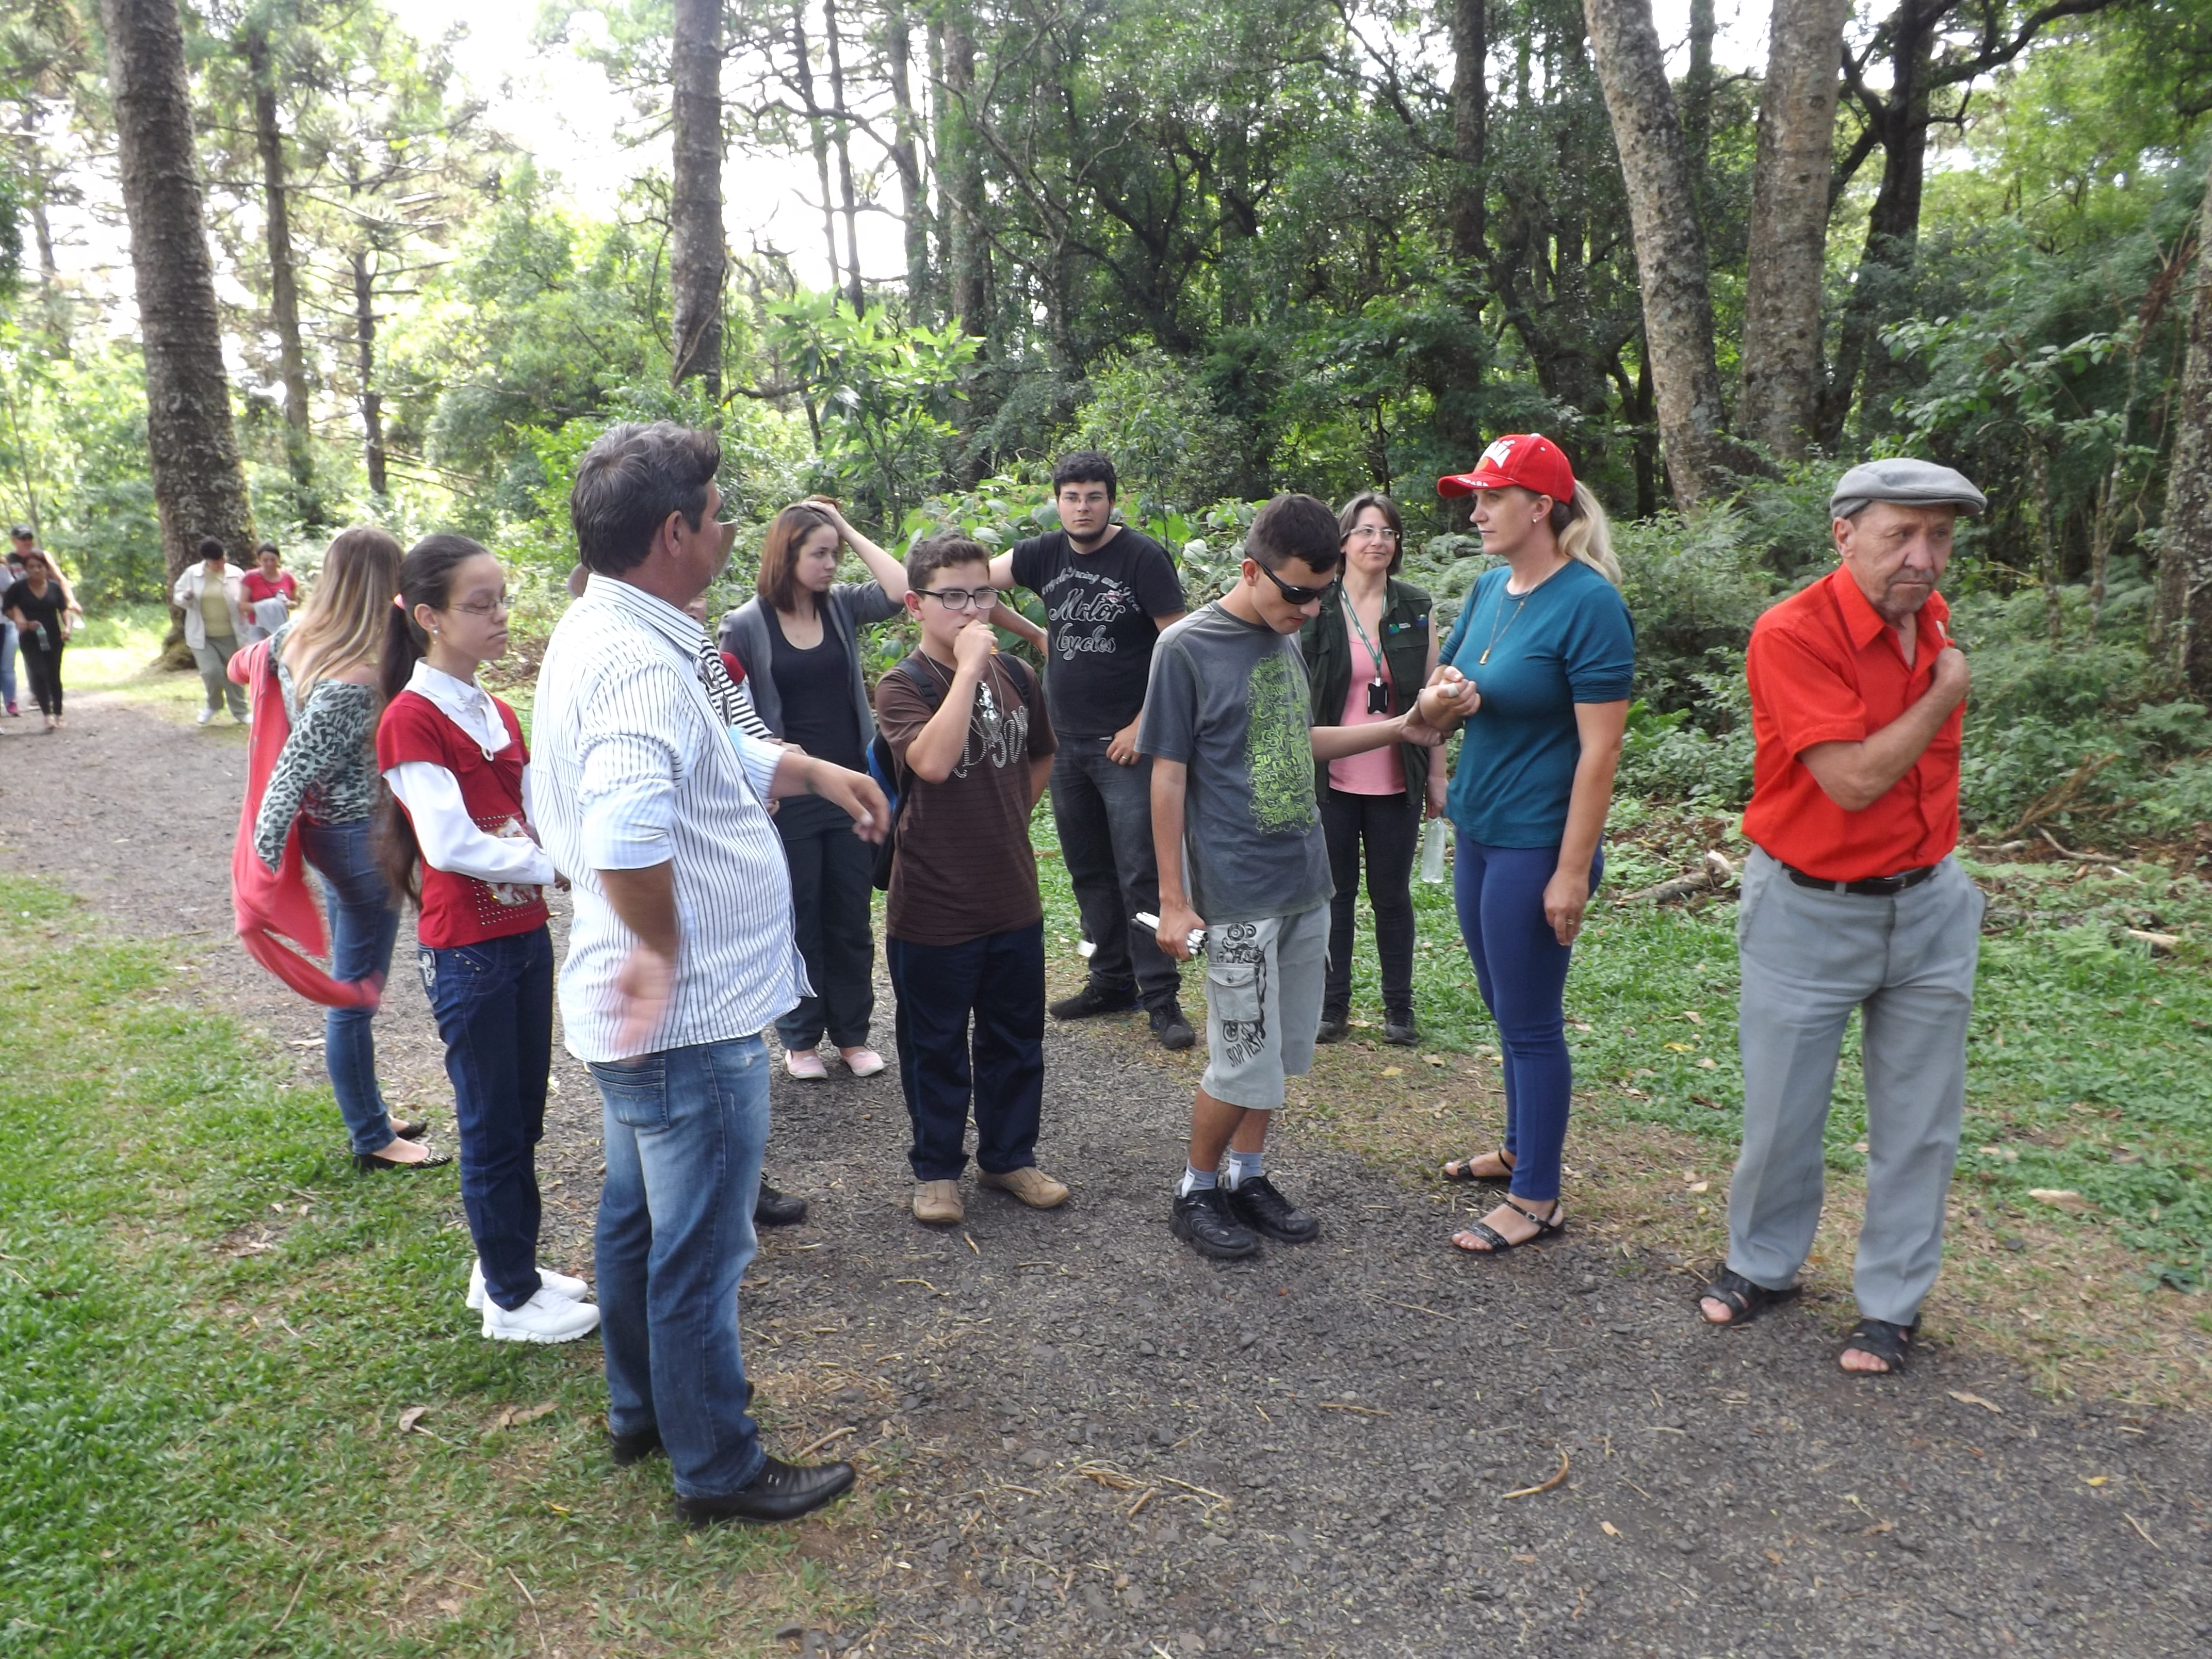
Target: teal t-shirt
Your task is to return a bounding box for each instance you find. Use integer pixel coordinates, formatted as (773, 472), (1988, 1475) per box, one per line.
(1441, 559), (1635, 848)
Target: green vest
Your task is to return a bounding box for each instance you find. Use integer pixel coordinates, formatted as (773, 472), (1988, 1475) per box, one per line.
(1296, 576), (1435, 807)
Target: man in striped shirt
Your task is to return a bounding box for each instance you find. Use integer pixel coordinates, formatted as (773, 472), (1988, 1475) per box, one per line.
(533, 421), (888, 1527)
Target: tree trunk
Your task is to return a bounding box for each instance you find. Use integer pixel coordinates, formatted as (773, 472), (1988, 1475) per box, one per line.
(2156, 151), (2212, 693)
(884, 0), (932, 320)
(1446, 0), (1487, 265)
(2027, 433), (2063, 643)
(790, 5), (842, 303)
(243, 23), (314, 489)
(1582, 0), (1739, 510)
(99, 0), (254, 653)
(1739, 0), (1850, 460)
(938, 6), (988, 337)
(824, 0), (866, 315)
(1682, 0), (1716, 202)
(352, 249), (386, 497)
(670, 0), (725, 394)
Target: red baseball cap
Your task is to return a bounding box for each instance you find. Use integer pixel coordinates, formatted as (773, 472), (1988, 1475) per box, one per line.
(1438, 434), (1576, 503)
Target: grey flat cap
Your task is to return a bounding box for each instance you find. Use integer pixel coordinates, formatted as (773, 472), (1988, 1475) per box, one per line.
(1831, 458), (1986, 520)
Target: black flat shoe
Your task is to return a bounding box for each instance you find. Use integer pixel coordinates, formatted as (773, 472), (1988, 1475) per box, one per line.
(1223, 1175), (1320, 1244)
(387, 1117), (428, 1141)
(352, 1145), (452, 1173)
(1169, 1186), (1261, 1260)
(754, 1182), (808, 1228)
(1048, 983), (1139, 1021)
(675, 1455), (856, 1526)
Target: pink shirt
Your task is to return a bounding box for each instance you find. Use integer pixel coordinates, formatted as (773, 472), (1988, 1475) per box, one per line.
(1328, 604), (1404, 795)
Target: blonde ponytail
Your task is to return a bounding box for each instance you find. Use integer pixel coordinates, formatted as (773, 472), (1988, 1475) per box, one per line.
(1550, 482), (1621, 585)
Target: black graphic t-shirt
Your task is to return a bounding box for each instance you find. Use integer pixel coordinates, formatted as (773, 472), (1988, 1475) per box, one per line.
(1009, 527), (1185, 737)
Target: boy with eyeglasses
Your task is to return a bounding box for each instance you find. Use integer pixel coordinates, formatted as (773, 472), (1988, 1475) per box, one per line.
(1142, 494), (1457, 1259)
(876, 534), (1067, 1227)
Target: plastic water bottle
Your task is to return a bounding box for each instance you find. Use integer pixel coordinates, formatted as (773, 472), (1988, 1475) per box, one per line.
(1419, 817), (1451, 884)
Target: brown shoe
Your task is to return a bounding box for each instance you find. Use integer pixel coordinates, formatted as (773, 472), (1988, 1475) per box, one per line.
(978, 1166), (1069, 1209)
(912, 1180), (963, 1225)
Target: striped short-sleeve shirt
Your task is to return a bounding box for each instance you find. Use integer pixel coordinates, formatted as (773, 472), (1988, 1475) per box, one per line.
(531, 575), (805, 1063)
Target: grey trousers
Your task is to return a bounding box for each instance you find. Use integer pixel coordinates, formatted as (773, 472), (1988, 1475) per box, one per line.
(191, 635), (248, 719)
(1727, 848), (1983, 1325)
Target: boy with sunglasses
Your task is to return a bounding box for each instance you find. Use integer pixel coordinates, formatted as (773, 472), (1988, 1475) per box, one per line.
(876, 534), (1067, 1226)
(1141, 494), (1458, 1259)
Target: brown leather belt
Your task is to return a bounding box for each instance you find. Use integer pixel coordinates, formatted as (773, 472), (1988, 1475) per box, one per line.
(1782, 860), (1938, 897)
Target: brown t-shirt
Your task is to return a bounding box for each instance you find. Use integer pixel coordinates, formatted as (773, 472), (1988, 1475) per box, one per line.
(875, 650), (1057, 947)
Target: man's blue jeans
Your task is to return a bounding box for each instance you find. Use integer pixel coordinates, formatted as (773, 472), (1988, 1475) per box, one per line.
(422, 926), (554, 1312)
(588, 1035), (770, 1500)
(1, 618), (17, 709)
(298, 817), (399, 1155)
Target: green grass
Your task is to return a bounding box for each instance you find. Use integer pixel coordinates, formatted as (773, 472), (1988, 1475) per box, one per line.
(1031, 803), (2212, 1290)
(0, 881), (832, 1657)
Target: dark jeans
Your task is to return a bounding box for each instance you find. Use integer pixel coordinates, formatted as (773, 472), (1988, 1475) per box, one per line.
(887, 923), (1046, 1182)
(776, 814), (876, 1049)
(423, 926), (554, 1312)
(298, 817), (399, 1154)
(589, 1035), (769, 1500)
(1, 619), (16, 707)
(1453, 838), (1602, 1205)
(21, 637), (61, 717)
(1049, 737), (1180, 1011)
(1320, 787), (1422, 1021)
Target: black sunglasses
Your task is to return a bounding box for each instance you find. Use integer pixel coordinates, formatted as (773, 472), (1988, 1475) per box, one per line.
(1255, 561), (1330, 607)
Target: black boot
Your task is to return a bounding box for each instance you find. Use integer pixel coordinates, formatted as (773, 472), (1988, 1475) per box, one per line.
(755, 1181), (808, 1228)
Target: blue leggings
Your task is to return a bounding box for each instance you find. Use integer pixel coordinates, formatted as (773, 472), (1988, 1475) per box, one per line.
(1452, 838), (1601, 1204)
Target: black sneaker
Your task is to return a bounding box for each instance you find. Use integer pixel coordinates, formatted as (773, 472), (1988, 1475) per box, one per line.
(1315, 1014), (1348, 1044)
(1223, 1175), (1320, 1244)
(1149, 1003), (1195, 1051)
(1382, 1016), (1419, 1047)
(1049, 983), (1141, 1021)
(754, 1181), (808, 1228)
(1170, 1186), (1261, 1260)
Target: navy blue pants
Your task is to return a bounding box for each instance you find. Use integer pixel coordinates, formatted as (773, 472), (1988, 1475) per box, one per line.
(887, 922), (1046, 1182)
(1452, 839), (1602, 1205)
(421, 925), (554, 1311)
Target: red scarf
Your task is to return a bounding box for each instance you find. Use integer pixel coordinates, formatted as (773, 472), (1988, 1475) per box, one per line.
(227, 639), (382, 1009)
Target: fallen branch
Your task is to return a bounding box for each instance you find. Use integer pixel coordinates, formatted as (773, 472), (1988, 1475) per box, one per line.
(2008, 754), (2116, 839)
(1619, 850), (1736, 905)
(1502, 1446), (1571, 1500)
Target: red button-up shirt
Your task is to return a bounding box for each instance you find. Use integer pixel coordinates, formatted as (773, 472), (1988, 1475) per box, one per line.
(1741, 567), (1963, 883)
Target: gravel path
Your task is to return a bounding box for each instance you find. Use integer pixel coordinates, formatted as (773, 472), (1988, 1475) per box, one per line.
(6, 693), (2209, 1658)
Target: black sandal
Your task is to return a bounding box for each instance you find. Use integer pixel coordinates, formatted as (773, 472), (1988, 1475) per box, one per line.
(1442, 1148), (1515, 1183)
(1451, 1196), (1565, 1255)
(1697, 1267), (1800, 1327)
(1840, 1316), (1920, 1375)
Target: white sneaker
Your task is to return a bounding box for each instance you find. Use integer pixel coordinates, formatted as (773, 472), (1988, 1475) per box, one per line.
(196, 706), (215, 726)
(481, 1287), (600, 1344)
(467, 1257), (589, 1311)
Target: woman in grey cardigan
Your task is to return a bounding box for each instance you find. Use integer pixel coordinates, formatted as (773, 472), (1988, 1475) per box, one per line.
(720, 498), (909, 1079)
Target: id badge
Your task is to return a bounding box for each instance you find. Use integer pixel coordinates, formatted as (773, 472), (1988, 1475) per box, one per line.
(1365, 678), (1389, 715)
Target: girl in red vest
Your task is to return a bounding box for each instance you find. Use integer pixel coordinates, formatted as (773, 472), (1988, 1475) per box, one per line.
(375, 535), (599, 1345)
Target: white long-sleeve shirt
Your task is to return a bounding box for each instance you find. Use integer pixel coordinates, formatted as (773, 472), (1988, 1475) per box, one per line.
(381, 660), (558, 888)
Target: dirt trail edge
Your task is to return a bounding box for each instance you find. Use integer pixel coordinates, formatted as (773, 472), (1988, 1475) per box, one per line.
(6, 693), (2208, 1659)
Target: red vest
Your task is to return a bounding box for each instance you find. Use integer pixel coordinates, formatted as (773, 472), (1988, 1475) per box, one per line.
(376, 689), (550, 948)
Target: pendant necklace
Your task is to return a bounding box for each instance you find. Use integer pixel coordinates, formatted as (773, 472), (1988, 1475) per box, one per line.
(1478, 582), (1531, 666)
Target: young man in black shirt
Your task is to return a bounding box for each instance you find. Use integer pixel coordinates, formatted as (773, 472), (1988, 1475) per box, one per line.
(988, 451), (1194, 1050)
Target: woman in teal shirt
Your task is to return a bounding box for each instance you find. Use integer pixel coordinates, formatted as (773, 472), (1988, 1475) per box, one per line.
(1427, 435), (1634, 1257)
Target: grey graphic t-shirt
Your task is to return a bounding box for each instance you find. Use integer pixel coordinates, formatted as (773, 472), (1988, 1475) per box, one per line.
(1137, 601), (1331, 924)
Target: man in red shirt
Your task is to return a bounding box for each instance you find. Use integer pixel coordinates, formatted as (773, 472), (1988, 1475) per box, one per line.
(1698, 459), (1988, 1378)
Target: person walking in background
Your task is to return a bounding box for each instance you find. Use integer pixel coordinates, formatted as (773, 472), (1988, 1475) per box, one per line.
(534, 421), (885, 1526)
(4, 547), (75, 730)
(1, 527), (30, 717)
(1145, 495), (1452, 1262)
(719, 497), (907, 1083)
(987, 451), (1194, 1051)
(876, 534), (1066, 1228)
(173, 536), (251, 726)
(376, 533), (598, 1345)
(1300, 492), (1443, 1048)
(1698, 461), (1988, 1379)
(1428, 436), (1633, 1257)
(253, 527), (444, 1173)
(241, 541), (298, 644)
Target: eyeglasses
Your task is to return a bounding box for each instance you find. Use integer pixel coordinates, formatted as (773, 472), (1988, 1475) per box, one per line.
(1256, 562), (1329, 606)
(1346, 525), (1401, 541)
(451, 595), (511, 618)
(917, 586), (1001, 612)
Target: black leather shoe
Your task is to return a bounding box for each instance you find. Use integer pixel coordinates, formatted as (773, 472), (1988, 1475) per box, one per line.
(675, 1456), (856, 1527)
(1170, 1186), (1261, 1260)
(1382, 1017), (1419, 1048)
(1048, 983), (1140, 1021)
(1224, 1175), (1320, 1244)
(1315, 1015), (1349, 1044)
(1149, 1003), (1195, 1051)
(754, 1181), (808, 1228)
(352, 1145), (452, 1173)
(614, 1382), (755, 1467)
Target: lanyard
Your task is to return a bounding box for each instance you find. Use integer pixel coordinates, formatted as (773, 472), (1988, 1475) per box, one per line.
(1342, 588), (1388, 683)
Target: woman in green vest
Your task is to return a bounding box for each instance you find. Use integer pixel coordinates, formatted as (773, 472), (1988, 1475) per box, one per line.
(1298, 493), (1444, 1047)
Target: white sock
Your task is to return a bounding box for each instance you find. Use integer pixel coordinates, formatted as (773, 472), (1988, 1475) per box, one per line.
(1223, 1150), (1263, 1190)
(1178, 1165), (1218, 1197)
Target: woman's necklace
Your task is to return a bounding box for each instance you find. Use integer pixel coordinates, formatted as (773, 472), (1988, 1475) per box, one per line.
(1478, 579), (1530, 666)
